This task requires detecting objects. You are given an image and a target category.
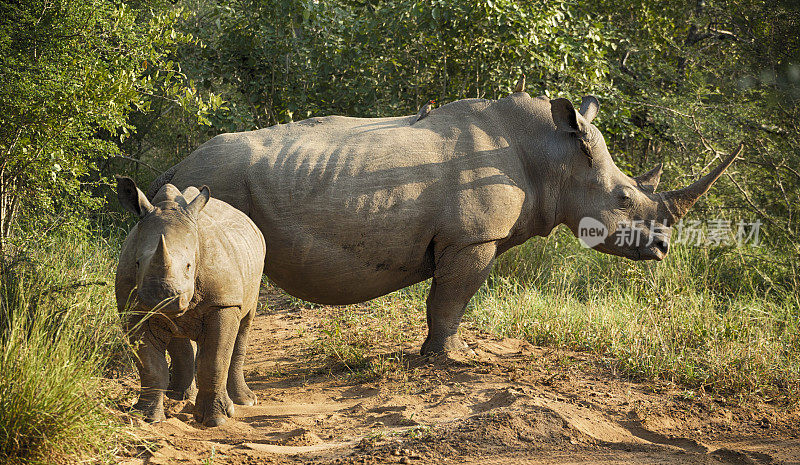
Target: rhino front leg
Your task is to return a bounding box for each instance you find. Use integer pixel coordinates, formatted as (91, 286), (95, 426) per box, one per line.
(227, 307), (257, 406)
(131, 320), (170, 422)
(194, 306), (238, 427)
(421, 242), (496, 355)
(166, 337), (197, 401)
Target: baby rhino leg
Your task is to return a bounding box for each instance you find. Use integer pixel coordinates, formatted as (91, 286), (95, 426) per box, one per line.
(166, 337), (196, 401)
(131, 320), (170, 422)
(227, 307), (256, 406)
(194, 306), (238, 427)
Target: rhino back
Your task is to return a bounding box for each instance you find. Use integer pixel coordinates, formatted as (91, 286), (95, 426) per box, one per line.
(167, 98), (539, 304)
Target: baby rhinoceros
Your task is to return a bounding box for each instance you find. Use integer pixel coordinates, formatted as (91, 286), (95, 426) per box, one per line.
(115, 176), (265, 427)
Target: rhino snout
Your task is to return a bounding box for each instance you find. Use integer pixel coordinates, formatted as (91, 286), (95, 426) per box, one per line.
(639, 235), (669, 261)
(137, 283), (191, 315)
(653, 237), (669, 255)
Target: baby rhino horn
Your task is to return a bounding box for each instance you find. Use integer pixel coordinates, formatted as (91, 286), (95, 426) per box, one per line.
(151, 235), (171, 270)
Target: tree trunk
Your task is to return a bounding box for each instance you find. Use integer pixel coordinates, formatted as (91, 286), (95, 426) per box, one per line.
(0, 175), (17, 262)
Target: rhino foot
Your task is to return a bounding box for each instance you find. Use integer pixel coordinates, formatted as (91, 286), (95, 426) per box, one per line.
(132, 398), (165, 423)
(166, 380), (197, 401)
(420, 333), (473, 356)
(194, 390), (235, 427)
(228, 384), (257, 406)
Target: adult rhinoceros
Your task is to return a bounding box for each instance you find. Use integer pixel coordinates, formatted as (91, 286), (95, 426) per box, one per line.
(149, 88), (740, 354)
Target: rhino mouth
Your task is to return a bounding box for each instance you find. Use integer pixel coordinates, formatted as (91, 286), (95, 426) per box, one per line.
(634, 246), (667, 261)
(137, 291), (191, 315)
(593, 242), (668, 261)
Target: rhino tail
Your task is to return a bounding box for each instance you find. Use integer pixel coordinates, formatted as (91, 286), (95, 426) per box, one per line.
(146, 165), (178, 200)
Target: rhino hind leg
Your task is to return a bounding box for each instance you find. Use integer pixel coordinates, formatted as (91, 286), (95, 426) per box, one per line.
(420, 242), (496, 355)
(227, 307), (257, 406)
(194, 307), (238, 427)
(166, 337), (197, 401)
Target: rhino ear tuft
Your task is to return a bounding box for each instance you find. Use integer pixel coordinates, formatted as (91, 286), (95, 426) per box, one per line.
(116, 175), (154, 218)
(185, 185), (210, 217)
(579, 96), (600, 123)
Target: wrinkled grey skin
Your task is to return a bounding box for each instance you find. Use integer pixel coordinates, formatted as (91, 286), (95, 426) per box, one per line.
(115, 177), (265, 426)
(149, 91), (738, 355)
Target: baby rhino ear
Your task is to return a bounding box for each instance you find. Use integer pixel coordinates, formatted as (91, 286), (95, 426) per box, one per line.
(185, 185), (210, 218)
(116, 176), (153, 218)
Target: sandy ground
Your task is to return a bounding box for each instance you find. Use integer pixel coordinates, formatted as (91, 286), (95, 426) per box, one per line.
(113, 285), (800, 464)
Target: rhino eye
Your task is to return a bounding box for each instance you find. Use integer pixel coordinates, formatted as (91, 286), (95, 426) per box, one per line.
(186, 263), (191, 270)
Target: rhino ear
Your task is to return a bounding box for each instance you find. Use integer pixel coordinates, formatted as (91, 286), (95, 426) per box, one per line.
(551, 98), (591, 137)
(185, 185), (210, 218)
(551, 98), (592, 164)
(579, 96), (599, 123)
(116, 175), (154, 218)
(551, 98), (579, 133)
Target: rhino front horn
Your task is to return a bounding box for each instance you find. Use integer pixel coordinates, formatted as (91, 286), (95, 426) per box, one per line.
(152, 234), (171, 269)
(663, 143), (744, 221)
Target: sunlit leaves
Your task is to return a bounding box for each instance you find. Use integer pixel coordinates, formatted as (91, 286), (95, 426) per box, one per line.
(0, 0), (209, 239)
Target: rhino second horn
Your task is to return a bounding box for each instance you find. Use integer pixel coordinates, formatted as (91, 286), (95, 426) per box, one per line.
(635, 163), (663, 193)
(662, 143), (743, 221)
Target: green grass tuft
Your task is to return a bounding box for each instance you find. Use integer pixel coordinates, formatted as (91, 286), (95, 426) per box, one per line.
(367, 227), (800, 402)
(0, 224), (128, 464)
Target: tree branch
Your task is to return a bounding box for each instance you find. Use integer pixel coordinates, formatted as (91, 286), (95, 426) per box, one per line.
(620, 49), (638, 79)
(109, 155), (160, 173)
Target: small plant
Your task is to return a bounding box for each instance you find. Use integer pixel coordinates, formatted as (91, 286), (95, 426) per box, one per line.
(403, 425), (434, 440)
(202, 446), (226, 465)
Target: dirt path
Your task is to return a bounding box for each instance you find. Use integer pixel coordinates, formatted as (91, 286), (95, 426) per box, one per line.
(116, 285), (800, 464)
